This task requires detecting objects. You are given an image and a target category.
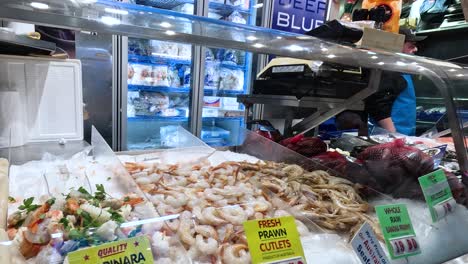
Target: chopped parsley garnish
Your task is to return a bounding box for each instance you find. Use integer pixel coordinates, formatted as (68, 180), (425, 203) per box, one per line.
(59, 217), (70, 228)
(18, 197), (40, 213)
(108, 209), (125, 224)
(46, 197), (56, 206)
(94, 184), (107, 201)
(78, 187), (93, 199)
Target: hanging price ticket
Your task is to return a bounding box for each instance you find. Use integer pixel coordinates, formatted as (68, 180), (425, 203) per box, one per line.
(419, 169), (456, 222)
(375, 204), (421, 259)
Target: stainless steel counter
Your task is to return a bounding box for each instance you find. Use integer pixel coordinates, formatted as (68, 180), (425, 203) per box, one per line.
(0, 140), (90, 165)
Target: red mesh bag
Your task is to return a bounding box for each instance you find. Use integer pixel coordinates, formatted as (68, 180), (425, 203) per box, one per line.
(280, 134), (327, 157)
(310, 151), (348, 175)
(357, 138), (434, 178)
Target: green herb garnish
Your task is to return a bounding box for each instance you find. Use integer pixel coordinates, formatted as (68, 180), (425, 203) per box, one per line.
(59, 217), (70, 228)
(94, 184), (107, 201)
(123, 197), (130, 202)
(108, 209), (125, 224)
(77, 187), (93, 199)
(46, 197), (56, 206)
(18, 197), (40, 213)
(8, 196), (16, 203)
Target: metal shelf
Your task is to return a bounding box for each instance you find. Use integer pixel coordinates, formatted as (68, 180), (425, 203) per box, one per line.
(128, 84), (190, 93)
(128, 54), (191, 65)
(128, 116), (243, 122)
(205, 88), (245, 97)
(0, 30), (56, 56)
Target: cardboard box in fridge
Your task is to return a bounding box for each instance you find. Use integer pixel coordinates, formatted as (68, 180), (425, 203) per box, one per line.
(360, 27), (405, 53)
(462, 0), (468, 21)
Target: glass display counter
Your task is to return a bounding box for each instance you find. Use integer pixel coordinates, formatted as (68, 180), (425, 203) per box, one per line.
(0, 0), (467, 263)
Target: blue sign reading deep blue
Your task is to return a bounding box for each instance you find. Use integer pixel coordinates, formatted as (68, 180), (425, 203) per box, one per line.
(272, 0), (328, 34)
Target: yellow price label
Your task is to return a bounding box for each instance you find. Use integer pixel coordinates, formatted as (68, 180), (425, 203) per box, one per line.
(243, 216), (306, 264)
(67, 236), (154, 264)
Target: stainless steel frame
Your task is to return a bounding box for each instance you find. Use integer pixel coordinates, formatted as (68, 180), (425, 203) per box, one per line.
(112, 35), (128, 151)
(238, 70), (382, 135)
(0, 0), (465, 173)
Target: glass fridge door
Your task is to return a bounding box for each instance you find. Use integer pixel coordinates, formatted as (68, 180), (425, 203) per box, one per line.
(201, 0), (263, 147)
(126, 1), (195, 150)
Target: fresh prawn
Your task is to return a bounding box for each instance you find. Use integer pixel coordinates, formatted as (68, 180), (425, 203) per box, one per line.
(218, 206), (247, 225)
(201, 207), (226, 226)
(195, 234), (218, 255)
(194, 225), (218, 240)
(222, 243), (250, 264)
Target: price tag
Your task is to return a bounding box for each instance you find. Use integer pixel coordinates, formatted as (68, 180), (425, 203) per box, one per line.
(422, 145), (447, 169)
(243, 216), (306, 264)
(418, 169), (456, 222)
(67, 236), (154, 264)
(351, 222), (390, 264)
(375, 204), (421, 259)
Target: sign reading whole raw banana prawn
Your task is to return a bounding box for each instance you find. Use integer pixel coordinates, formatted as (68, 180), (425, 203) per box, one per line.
(375, 204), (421, 260)
(243, 216), (306, 264)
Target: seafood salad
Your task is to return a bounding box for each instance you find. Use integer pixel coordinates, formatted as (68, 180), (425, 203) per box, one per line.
(5, 184), (181, 264)
(124, 157), (380, 264)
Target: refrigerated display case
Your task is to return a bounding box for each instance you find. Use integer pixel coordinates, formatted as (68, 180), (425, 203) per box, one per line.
(0, 0), (467, 263)
(199, 0), (260, 146)
(124, 1), (195, 150)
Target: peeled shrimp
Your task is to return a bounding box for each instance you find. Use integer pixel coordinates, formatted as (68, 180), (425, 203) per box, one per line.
(157, 190), (188, 208)
(218, 206), (247, 225)
(222, 244), (250, 264)
(201, 207), (226, 226)
(194, 225), (218, 240)
(195, 234), (218, 254)
(204, 189), (224, 201)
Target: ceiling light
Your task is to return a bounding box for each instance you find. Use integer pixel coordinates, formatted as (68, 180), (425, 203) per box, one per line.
(456, 74), (464, 77)
(253, 3), (263, 8)
(160, 22), (172, 28)
(377, 62), (385, 65)
(30, 2), (49, 9)
(276, 36), (283, 39)
(327, 54), (336, 59)
(165, 30), (176, 36)
(396, 61), (407, 66)
(104, 7), (128, 15)
(371, 56), (378, 59)
(367, 51), (376, 55)
(449, 69), (457, 72)
(101, 16), (121, 26)
(252, 43), (265, 48)
(321, 48), (328, 52)
(286, 45), (303, 52)
(247, 36), (257, 41)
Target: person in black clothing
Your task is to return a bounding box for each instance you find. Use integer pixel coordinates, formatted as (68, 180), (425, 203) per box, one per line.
(335, 71), (406, 136)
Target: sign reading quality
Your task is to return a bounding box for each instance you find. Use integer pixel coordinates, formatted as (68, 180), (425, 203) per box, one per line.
(375, 204), (421, 259)
(68, 236), (153, 264)
(243, 216), (306, 264)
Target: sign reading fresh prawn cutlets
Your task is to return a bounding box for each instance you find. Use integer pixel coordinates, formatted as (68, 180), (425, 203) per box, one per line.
(375, 204), (421, 260)
(243, 216), (306, 264)
(67, 236), (153, 264)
